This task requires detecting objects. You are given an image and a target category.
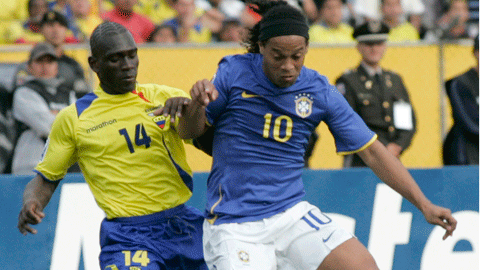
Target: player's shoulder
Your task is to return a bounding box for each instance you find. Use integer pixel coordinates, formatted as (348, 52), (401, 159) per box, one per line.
(303, 66), (330, 86)
(219, 53), (251, 66)
(136, 83), (189, 99)
(74, 92), (99, 117)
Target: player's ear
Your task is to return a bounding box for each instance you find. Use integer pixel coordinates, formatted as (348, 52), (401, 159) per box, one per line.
(88, 56), (99, 73)
(258, 41), (265, 54)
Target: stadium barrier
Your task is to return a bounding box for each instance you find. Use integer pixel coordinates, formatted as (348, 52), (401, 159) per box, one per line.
(1, 166), (478, 269)
(0, 42), (476, 171)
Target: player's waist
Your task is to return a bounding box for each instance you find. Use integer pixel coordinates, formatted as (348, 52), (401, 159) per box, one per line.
(108, 204), (188, 224)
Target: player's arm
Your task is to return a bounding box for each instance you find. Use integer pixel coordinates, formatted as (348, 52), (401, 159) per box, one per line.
(18, 174), (59, 235)
(357, 140), (457, 240)
(157, 79), (218, 139)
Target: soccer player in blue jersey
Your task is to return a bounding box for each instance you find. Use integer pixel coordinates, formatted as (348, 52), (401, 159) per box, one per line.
(17, 21), (210, 269)
(180, 1), (458, 269)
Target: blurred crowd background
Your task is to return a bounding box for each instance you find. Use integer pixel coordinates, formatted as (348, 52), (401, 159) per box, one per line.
(0, 0), (477, 175)
(0, 0), (476, 45)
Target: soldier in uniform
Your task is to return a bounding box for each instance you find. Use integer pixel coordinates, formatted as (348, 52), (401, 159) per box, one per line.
(336, 21), (416, 167)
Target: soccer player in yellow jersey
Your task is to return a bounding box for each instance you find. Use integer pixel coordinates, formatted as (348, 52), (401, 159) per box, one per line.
(17, 21), (216, 269)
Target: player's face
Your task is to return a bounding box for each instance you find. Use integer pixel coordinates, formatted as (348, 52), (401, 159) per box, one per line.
(259, 35), (308, 88)
(90, 33), (139, 95)
(357, 41), (386, 67)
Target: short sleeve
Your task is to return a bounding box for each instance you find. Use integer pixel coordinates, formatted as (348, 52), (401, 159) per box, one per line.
(323, 85), (377, 155)
(34, 105), (78, 181)
(205, 57), (231, 126)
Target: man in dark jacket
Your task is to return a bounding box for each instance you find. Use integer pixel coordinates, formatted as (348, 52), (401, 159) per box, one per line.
(443, 36), (479, 165)
(336, 21), (416, 167)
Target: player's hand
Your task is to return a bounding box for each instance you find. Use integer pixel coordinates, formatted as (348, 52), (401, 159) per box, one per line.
(154, 97), (191, 123)
(190, 79), (218, 107)
(18, 199), (45, 236)
(422, 202), (457, 240)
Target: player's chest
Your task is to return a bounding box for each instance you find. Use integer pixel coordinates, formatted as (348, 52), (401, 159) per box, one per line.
(77, 102), (170, 153)
(228, 88), (323, 122)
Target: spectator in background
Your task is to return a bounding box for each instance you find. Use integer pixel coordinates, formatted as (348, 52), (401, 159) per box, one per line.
(148, 23), (178, 43)
(195, 0), (246, 23)
(49, 0), (73, 20)
(241, 0), (318, 28)
(0, 0), (29, 24)
(402, 0), (427, 38)
(4, 0), (49, 44)
(352, 0), (424, 22)
(443, 36), (479, 165)
(0, 81), (15, 174)
(217, 18), (244, 42)
(309, 0), (355, 43)
(11, 43), (76, 175)
(0, 0), (30, 44)
(437, 0), (472, 40)
(381, 0), (420, 42)
(68, 0), (103, 42)
(164, 0), (213, 43)
(336, 21), (416, 167)
(102, 0), (156, 43)
(133, 0), (179, 24)
(14, 11), (89, 100)
(40, 10), (79, 45)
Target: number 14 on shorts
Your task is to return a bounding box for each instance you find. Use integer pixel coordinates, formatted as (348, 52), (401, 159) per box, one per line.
(122, 250), (150, 267)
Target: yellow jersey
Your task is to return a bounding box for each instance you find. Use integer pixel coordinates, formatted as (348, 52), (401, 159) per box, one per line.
(35, 84), (194, 219)
(309, 23), (355, 44)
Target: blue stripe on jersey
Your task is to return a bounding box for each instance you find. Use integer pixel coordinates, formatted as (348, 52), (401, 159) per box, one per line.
(33, 169), (61, 182)
(162, 138), (193, 191)
(75, 93), (98, 117)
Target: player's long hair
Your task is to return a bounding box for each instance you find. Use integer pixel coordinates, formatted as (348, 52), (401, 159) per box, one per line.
(243, 0), (294, 53)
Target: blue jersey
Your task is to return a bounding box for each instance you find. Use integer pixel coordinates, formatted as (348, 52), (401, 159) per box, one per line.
(205, 53), (377, 225)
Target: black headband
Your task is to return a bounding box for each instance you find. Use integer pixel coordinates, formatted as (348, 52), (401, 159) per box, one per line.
(259, 19), (309, 41)
(258, 5), (309, 41)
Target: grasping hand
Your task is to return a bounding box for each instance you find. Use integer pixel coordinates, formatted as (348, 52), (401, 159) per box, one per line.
(154, 97), (191, 123)
(190, 79), (218, 107)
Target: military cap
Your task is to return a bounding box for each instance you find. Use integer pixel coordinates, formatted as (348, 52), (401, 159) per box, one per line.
(353, 21), (390, 43)
(28, 42), (58, 63)
(40, 10), (69, 28)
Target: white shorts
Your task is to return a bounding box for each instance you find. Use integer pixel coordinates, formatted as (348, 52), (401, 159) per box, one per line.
(203, 201), (354, 270)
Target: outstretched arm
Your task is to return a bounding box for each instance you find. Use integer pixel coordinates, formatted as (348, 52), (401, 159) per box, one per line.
(18, 175), (59, 235)
(358, 140), (457, 240)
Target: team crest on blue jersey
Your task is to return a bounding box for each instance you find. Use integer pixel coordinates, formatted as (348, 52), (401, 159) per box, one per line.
(295, 93), (314, 118)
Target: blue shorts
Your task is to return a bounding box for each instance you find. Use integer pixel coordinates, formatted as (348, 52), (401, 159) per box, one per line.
(99, 204), (207, 270)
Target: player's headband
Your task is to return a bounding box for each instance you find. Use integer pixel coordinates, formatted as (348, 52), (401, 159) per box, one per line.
(258, 5), (309, 42)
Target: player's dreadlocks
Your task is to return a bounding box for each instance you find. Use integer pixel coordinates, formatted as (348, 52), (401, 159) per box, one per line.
(243, 0), (310, 53)
(90, 21), (132, 58)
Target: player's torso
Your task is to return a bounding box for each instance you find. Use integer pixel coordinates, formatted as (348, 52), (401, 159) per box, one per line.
(72, 87), (192, 218)
(215, 67), (327, 163)
(76, 92), (171, 166)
